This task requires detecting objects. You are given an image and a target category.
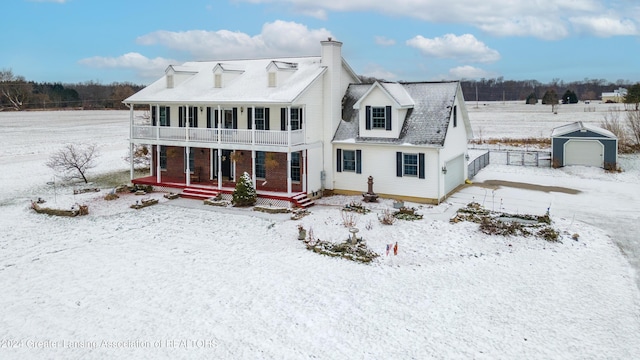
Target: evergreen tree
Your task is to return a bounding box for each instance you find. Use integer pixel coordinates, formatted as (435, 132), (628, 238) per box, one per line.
(561, 89), (578, 104)
(525, 92), (538, 104)
(624, 83), (640, 111)
(232, 172), (257, 207)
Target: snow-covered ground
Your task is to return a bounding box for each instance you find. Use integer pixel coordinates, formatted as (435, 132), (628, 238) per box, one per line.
(0, 109), (639, 359)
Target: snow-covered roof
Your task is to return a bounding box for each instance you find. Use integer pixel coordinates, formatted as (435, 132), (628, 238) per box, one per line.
(551, 121), (617, 139)
(125, 56), (326, 105)
(353, 82), (415, 109)
(335, 81), (461, 146)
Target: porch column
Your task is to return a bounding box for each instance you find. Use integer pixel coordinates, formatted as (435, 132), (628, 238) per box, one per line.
(129, 105), (134, 180)
(217, 105), (222, 190)
(217, 148), (222, 190)
(156, 144), (161, 183)
(155, 104), (161, 183)
(251, 150), (256, 190)
(287, 150), (292, 196)
(186, 146), (191, 186)
(302, 149), (307, 193)
(251, 106), (255, 145)
(149, 144), (154, 177)
(287, 105), (292, 146)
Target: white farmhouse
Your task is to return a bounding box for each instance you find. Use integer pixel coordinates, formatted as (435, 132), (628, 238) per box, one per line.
(123, 39), (472, 206)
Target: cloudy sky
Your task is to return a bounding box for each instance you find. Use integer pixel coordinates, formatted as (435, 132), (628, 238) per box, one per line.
(2, 0), (639, 84)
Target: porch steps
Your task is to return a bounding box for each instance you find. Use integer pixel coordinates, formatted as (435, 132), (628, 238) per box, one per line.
(180, 186), (220, 200)
(291, 193), (315, 208)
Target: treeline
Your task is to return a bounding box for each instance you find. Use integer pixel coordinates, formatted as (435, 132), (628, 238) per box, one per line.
(1, 69), (144, 111)
(3, 69), (638, 111)
(459, 77), (635, 103)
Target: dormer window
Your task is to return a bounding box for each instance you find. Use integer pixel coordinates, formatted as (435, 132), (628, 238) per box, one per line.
(214, 74), (222, 88)
(166, 75), (174, 89)
(365, 105), (392, 131)
(371, 107), (387, 129)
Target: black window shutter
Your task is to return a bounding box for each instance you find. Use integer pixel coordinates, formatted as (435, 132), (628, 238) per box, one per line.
(365, 106), (371, 130)
(247, 108), (253, 129)
(419, 153), (425, 179)
(280, 108), (286, 131)
(192, 107), (198, 127)
(232, 107), (238, 129)
(385, 106), (392, 131)
(336, 149), (342, 172)
(151, 106), (157, 126)
(179, 106), (184, 127)
(265, 108), (270, 130)
(396, 152), (402, 177)
(356, 150), (362, 174)
(214, 108), (218, 128)
(206, 107), (211, 128)
(299, 108), (303, 127)
(166, 107), (171, 126)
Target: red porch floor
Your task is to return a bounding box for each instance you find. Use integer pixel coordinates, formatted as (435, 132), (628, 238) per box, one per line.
(131, 175), (312, 207)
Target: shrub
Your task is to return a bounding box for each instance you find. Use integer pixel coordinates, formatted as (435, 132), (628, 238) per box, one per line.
(232, 172), (257, 207)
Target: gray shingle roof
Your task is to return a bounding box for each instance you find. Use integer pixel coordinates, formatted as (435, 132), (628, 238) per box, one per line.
(335, 81), (460, 146)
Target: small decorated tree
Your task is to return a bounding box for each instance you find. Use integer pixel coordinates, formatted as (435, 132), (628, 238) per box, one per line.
(232, 172), (257, 207)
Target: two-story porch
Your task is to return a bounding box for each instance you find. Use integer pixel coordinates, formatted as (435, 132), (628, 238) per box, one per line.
(127, 104), (318, 206)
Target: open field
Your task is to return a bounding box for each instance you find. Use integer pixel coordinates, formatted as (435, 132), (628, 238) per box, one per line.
(0, 109), (639, 359)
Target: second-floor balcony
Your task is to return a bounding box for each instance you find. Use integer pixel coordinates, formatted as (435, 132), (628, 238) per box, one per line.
(132, 126), (305, 147)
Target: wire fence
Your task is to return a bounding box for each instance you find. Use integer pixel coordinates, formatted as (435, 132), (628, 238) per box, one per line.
(468, 149), (551, 179)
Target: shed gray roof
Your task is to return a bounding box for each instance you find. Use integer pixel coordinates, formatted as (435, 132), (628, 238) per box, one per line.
(334, 81), (460, 146)
(551, 121), (617, 139)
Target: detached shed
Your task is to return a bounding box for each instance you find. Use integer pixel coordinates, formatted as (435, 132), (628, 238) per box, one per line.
(551, 121), (617, 170)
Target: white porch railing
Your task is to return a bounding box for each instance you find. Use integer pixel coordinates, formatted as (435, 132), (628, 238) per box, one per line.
(132, 125), (305, 146)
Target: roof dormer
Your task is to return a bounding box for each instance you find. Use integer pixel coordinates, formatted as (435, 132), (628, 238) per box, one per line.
(165, 65), (197, 89)
(354, 82), (414, 139)
(212, 63), (245, 88)
(266, 61), (298, 87)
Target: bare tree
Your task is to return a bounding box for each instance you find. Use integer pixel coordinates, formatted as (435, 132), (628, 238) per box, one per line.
(601, 109), (627, 146)
(46, 144), (99, 183)
(0, 69), (31, 110)
(627, 109), (640, 147)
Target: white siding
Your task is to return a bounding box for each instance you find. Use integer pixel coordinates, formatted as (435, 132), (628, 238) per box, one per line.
(306, 147), (323, 194)
(333, 144), (440, 200)
(357, 87), (404, 139)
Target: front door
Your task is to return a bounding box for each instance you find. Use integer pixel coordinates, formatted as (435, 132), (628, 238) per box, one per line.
(222, 150), (232, 180)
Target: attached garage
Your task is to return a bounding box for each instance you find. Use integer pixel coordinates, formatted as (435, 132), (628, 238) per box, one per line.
(444, 154), (465, 194)
(551, 121), (617, 170)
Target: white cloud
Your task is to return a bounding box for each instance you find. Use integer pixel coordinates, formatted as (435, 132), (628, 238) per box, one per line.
(375, 36), (396, 46)
(237, 0), (639, 39)
(447, 65), (496, 80)
(78, 53), (176, 79)
(136, 20), (332, 60)
(360, 64), (397, 81)
(570, 15), (639, 37)
(406, 34), (500, 63)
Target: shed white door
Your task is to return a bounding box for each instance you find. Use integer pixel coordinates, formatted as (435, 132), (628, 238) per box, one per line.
(444, 154), (465, 194)
(564, 140), (604, 167)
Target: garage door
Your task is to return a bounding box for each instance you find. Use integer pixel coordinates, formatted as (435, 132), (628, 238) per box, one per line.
(564, 140), (603, 167)
(444, 154), (465, 194)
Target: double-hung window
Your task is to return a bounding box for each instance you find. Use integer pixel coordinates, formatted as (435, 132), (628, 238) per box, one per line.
(291, 152), (301, 182)
(343, 150), (356, 172)
(255, 151), (266, 179)
(371, 107), (386, 129)
(396, 152), (425, 179)
(403, 153), (418, 176)
(255, 108), (265, 130)
(336, 149), (362, 174)
(159, 146), (167, 170)
(290, 108), (301, 130)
